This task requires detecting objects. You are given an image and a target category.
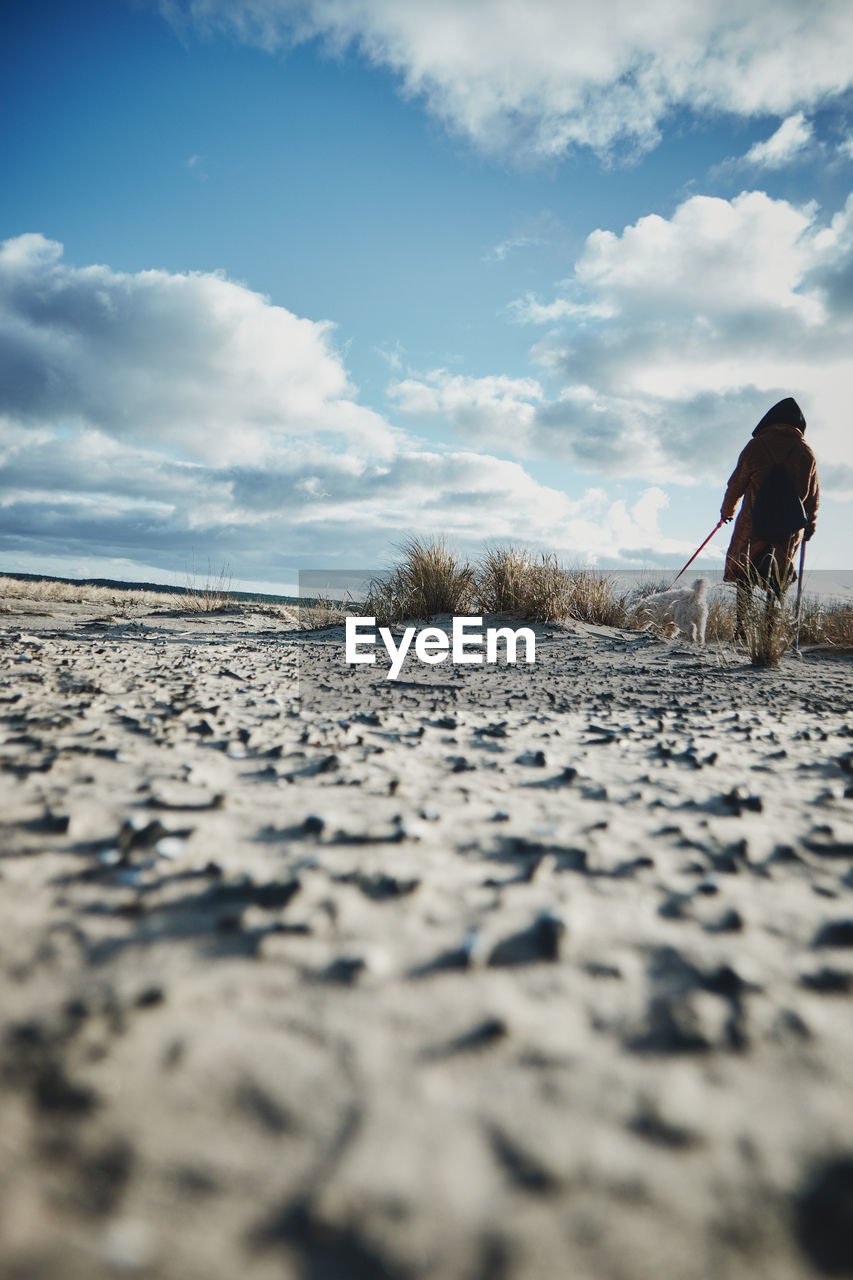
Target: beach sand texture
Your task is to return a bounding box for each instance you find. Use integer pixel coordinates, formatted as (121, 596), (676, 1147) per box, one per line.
(1, 597), (852, 1279)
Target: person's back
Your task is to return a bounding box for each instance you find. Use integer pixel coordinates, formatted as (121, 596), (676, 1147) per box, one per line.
(720, 397), (819, 634)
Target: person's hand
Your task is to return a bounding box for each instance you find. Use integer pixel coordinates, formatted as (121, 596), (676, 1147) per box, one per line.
(721, 514), (733, 523)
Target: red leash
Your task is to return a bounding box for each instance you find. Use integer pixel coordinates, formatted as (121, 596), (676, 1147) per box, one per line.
(666, 518), (726, 589)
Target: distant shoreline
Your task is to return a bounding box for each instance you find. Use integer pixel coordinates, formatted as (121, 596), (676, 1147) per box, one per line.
(0, 569), (302, 607)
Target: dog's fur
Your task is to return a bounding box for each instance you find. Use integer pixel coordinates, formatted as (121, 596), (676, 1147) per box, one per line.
(630, 577), (709, 645)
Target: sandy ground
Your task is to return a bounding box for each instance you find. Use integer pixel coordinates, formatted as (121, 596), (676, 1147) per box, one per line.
(1, 597), (852, 1280)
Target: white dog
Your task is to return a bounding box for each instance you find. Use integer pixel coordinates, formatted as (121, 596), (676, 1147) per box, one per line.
(630, 577), (709, 645)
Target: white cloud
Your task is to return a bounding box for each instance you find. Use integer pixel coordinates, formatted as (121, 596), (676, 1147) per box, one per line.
(0, 417), (681, 575)
(484, 214), (560, 262)
(388, 369), (542, 447)
(571, 192), (820, 321)
(743, 112), (813, 168)
(508, 294), (611, 325)
(163, 0), (853, 160)
(185, 152), (209, 179)
(0, 234), (690, 577)
(442, 190), (853, 485)
(0, 233), (398, 465)
(485, 232), (543, 263)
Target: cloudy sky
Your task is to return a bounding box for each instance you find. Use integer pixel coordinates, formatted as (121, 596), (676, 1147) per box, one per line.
(2, 0), (853, 591)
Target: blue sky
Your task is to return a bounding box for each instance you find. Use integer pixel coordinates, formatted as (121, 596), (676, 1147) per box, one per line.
(2, 0), (852, 591)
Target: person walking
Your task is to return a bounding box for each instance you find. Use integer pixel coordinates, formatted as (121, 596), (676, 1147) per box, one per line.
(720, 397), (819, 639)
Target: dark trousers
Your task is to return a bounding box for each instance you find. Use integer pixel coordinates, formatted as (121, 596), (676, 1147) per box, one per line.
(735, 583), (751, 640)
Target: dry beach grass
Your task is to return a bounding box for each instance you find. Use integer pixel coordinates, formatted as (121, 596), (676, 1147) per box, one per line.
(0, 568), (852, 1278)
(0, 575), (177, 613)
(364, 539), (853, 661)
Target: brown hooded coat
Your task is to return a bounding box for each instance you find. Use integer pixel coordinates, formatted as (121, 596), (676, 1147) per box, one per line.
(721, 416), (819, 587)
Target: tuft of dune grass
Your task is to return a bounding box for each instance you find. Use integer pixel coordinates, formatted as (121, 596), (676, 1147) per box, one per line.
(474, 546), (536, 616)
(738, 561), (796, 668)
(563, 568), (631, 628)
(744, 593), (794, 667)
(183, 558), (234, 613)
(298, 596), (351, 629)
(475, 547), (575, 623)
(366, 537), (476, 626)
(705, 593), (736, 645)
(797, 597), (853, 648)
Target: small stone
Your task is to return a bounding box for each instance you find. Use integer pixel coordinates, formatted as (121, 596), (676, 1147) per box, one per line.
(488, 913), (565, 966)
(322, 956), (366, 984)
(705, 907), (744, 934)
(135, 986), (165, 1009)
(803, 834), (853, 858)
(658, 892), (691, 920)
(813, 919), (853, 948)
(303, 814), (325, 835)
(772, 1008), (811, 1042)
(766, 844), (804, 865)
(424, 1016), (508, 1058)
(722, 787), (763, 814)
(626, 996), (712, 1055)
(410, 930), (480, 978)
(235, 1079), (295, 1135)
(583, 960), (623, 979)
(794, 1158), (853, 1275)
(118, 816), (167, 854)
(40, 809), (70, 834)
(799, 968), (852, 994)
(82, 1138), (136, 1216)
(488, 1125), (560, 1194)
(477, 722), (508, 739)
(34, 1062), (98, 1116)
(703, 963), (759, 997)
(348, 871), (420, 901)
(627, 1103), (699, 1150)
(355, 710), (382, 726)
(247, 879), (301, 909)
(64, 998), (90, 1025)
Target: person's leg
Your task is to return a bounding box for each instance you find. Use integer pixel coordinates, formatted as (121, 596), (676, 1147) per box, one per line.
(735, 582), (751, 642)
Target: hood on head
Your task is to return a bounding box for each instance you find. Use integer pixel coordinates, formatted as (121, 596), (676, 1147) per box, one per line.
(752, 397), (806, 436)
